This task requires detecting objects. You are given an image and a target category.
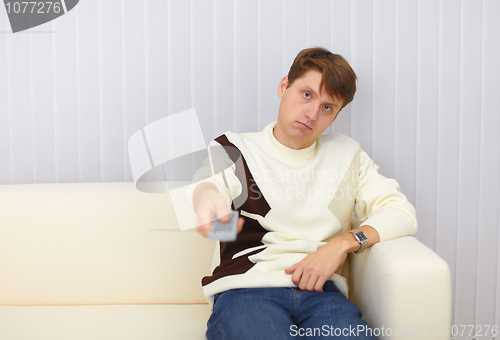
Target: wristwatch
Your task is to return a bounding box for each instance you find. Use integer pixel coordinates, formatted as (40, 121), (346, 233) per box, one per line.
(349, 230), (369, 254)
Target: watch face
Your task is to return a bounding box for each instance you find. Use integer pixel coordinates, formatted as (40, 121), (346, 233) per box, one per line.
(356, 232), (368, 242)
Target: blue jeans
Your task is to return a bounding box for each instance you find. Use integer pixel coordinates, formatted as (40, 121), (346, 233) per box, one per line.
(206, 281), (376, 339)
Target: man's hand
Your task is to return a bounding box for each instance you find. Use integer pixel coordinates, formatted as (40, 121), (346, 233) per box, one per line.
(193, 182), (244, 238)
(284, 235), (352, 292)
(285, 225), (380, 292)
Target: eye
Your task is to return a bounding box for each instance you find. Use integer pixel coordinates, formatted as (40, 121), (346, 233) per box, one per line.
(323, 105), (331, 111)
(303, 92), (311, 99)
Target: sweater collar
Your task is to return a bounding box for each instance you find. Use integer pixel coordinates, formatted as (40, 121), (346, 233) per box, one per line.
(263, 122), (317, 162)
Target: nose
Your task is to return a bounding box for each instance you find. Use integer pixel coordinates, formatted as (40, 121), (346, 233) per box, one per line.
(305, 104), (320, 121)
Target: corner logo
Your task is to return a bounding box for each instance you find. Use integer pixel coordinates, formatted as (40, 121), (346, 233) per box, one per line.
(127, 109), (248, 231)
(3, 0), (79, 33)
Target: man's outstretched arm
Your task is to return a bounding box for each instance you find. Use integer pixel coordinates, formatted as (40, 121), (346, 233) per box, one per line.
(192, 182), (244, 238)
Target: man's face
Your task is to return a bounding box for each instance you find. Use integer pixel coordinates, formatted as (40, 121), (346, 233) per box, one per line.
(274, 69), (343, 150)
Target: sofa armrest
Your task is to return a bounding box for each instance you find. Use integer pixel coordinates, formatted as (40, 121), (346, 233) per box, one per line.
(349, 236), (451, 340)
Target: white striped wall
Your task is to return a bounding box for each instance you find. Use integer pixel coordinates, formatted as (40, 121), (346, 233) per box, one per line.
(1, 0), (499, 332)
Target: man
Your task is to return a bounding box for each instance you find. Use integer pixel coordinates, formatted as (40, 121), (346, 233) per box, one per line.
(187, 47), (417, 339)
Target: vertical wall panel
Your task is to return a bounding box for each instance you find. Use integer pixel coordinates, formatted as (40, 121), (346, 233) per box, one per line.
(76, 0), (101, 182)
(143, 0), (169, 181)
(144, 1), (168, 126)
(191, 0), (214, 179)
(31, 25), (56, 183)
(394, 0), (418, 203)
(122, 0), (146, 182)
(477, 0), (500, 328)
(167, 0), (191, 115)
(166, 0), (191, 179)
(213, 0), (233, 138)
(330, 0), (352, 136)
(233, 1), (258, 133)
(350, 1), (373, 153)
(282, 0), (308, 76)
(53, 9), (79, 183)
(8, 33), (33, 184)
(486, 1), (500, 327)
(436, 0), (461, 322)
(372, 0), (396, 178)
(192, 0), (214, 145)
(257, 0), (282, 131)
(415, 0), (440, 249)
(307, 0), (331, 51)
(99, 0), (124, 182)
(455, 0), (483, 326)
(0, 11), (10, 183)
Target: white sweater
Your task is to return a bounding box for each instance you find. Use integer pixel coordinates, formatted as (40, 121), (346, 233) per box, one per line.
(187, 121), (417, 305)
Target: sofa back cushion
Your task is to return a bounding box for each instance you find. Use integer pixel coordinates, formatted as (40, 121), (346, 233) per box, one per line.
(0, 182), (215, 306)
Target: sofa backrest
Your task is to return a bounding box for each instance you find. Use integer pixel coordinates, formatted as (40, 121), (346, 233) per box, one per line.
(0, 182), (215, 306)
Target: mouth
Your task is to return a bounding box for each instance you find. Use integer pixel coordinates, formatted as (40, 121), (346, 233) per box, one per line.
(296, 121), (312, 130)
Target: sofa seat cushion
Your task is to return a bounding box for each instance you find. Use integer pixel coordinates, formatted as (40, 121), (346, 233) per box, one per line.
(0, 304), (211, 340)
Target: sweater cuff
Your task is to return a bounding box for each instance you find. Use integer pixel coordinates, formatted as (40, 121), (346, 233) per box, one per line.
(359, 208), (417, 242)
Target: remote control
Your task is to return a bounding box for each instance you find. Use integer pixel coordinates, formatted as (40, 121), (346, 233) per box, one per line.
(208, 210), (239, 242)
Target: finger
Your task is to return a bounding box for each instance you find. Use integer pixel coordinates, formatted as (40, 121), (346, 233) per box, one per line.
(196, 223), (211, 238)
(298, 268), (314, 291)
(196, 228), (207, 238)
(304, 274), (318, 292)
(217, 213), (230, 223)
(292, 267), (305, 287)
(214, 203), (230, 223)
(196, 214), (211, 235)
(196, 207), (216, 228)
(314, 279), (326, 292)
(284, 263), (298, 274)
(236, 217), (245, 234)
(305, 273), (320, 292)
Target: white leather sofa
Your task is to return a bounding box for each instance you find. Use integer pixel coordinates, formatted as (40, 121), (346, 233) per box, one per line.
(0, 182), (451, 339)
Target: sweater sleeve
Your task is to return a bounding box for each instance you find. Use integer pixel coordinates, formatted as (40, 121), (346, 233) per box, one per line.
(353, 150), (418, 242)
(183, 138), (243, 211)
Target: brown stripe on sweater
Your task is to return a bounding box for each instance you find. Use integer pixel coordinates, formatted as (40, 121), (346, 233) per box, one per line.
(202, 216), (268, 286)
(214, 134), (271, 217)
(202, 134), (272, 286)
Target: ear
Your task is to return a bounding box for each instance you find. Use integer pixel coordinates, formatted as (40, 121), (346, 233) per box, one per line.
(277, 76), (289, 98)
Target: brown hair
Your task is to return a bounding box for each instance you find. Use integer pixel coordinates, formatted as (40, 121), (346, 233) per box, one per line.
(287, 47), (357, 110)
